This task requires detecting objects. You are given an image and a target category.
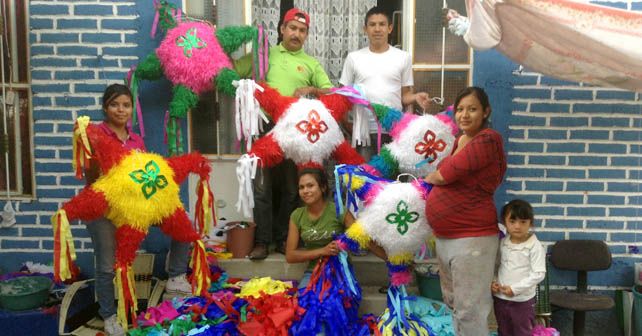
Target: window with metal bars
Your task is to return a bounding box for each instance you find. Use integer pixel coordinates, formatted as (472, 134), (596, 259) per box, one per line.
(186, 0), (245, 156)
(186, 0), (473, 154)
(0, 0), (33, 197)
(408, 0), (472, 114)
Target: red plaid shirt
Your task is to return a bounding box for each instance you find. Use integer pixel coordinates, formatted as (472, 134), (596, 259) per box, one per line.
(426, 128), (506, 238)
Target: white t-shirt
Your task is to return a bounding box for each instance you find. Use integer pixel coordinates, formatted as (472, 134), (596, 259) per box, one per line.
(495, 233), (547, 302)
(339, 46), (414, 132)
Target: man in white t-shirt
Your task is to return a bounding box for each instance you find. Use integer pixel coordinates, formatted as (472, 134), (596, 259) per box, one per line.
(339, 6), (431, 160)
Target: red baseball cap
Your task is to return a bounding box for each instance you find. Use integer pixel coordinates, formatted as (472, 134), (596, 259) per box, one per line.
(283, 8), (310, 28)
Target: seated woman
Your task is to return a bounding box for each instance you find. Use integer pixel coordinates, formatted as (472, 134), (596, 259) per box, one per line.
(285, 168), (354, 288)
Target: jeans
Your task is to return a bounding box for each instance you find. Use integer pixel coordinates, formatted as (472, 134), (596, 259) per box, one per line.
(298, 271), (312, 289)
(253, 159), (298, 246)
(436, 235), (499, 336)
(86, 218), (190, 319)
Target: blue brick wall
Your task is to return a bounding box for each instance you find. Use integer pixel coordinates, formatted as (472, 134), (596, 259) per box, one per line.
(4, 0), (642, 326)
(475, 2), (642, 294)
(0, 0), (181, 276)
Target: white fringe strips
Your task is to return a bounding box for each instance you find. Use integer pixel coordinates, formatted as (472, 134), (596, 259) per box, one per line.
(351, 104), (371, 147)
(233, 79), (268, 152)
(235, 154), (260, 218)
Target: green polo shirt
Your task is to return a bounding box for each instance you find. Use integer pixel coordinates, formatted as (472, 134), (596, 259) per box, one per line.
(235, 44), (333, 97)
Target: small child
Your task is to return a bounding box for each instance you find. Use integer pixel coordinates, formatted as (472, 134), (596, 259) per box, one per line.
(492, 199), (546, 336)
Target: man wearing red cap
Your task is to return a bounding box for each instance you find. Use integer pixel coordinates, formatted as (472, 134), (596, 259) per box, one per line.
(237, 8), (332, 98)
(236, 8), (333, 260)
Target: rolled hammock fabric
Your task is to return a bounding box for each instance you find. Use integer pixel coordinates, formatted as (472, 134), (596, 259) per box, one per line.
(461, 0), (642, 92)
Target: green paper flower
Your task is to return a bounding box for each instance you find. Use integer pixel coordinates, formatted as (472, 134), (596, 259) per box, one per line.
(176, 27), (206, 58)
(385, 200), (419, 235)
(129, 160), (169, 199)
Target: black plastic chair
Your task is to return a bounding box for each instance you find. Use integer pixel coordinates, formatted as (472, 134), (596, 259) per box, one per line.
(549, 240), (614, 336)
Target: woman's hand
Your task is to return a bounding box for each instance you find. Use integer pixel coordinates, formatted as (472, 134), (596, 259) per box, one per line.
(424, 171), (446, 185)
(322, 241), (340, 256)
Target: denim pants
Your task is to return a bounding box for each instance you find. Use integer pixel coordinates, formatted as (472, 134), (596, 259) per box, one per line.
(86, 218), (190, 319)
(298, 271), (312, 289)
(253, 159), (298, 246)
(436, 235), (499, 336)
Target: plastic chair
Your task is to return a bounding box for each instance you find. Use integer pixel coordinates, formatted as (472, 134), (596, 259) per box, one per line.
(548, 240), (614, 336)
(58, 253), (166, 335)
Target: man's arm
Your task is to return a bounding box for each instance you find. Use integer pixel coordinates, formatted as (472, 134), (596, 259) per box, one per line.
(292, 86), (331, 97)
(402, 86), (431, 112)
(400, 51), (431, 112)
(292, 60), (334, 97)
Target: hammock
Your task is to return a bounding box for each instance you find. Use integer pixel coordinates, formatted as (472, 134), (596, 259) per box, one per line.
(458, 0), (642, 92)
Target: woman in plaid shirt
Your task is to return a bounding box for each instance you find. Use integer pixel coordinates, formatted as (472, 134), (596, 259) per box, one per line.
(424, 86), (507, 335)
